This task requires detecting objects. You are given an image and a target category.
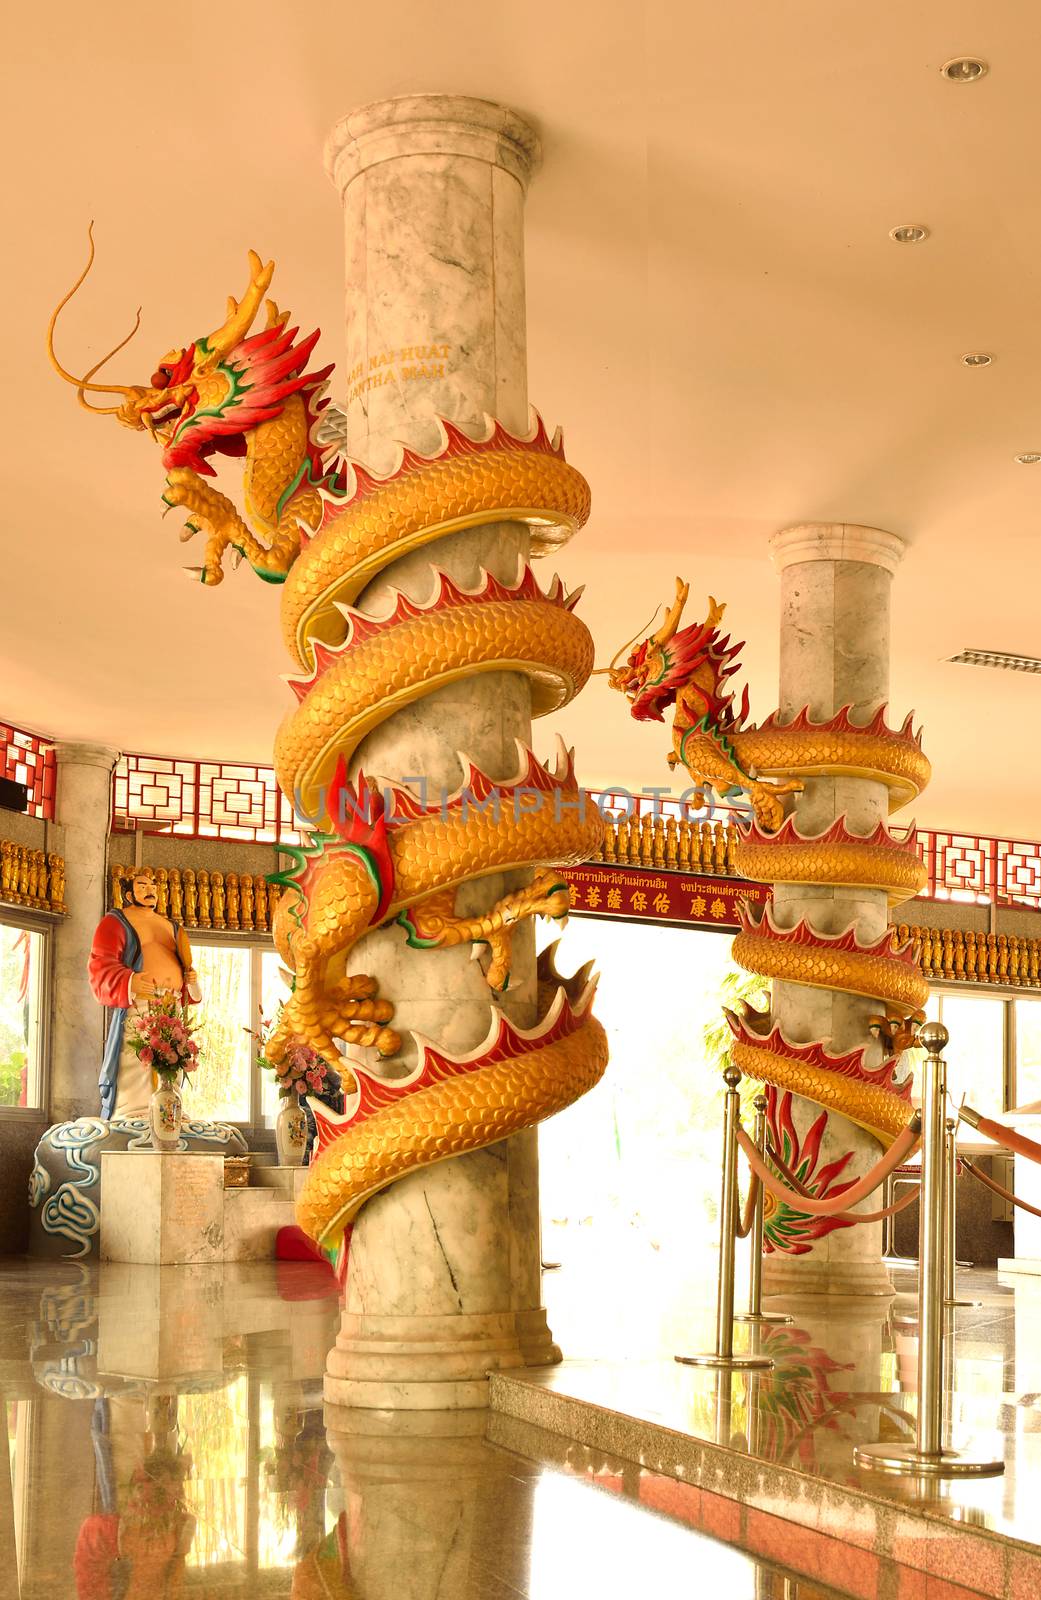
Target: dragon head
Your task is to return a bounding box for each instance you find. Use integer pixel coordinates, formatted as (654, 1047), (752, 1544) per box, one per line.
(596, 579), (744, 725)
(48, 227), (326, 477)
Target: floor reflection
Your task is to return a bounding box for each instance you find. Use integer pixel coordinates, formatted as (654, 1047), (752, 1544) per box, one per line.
(0, 1258), (857, 1598)
(521, 1261), (1041, 1561)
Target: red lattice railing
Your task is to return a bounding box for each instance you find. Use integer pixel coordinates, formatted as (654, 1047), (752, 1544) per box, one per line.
(111, 753), (301, 845)
(916, 831), (1041, 911)
(108, 753), (1041, 909)
(0, 723), (55, 820)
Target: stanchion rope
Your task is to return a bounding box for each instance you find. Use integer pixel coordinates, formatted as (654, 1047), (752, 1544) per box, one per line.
(735, 1120), (920, 1222)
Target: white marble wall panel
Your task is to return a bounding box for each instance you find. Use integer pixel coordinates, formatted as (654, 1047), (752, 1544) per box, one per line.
(50, 743), (118, 1122)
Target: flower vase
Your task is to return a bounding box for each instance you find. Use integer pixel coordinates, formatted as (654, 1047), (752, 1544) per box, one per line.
(149, 1077), (183, 1152)
(276, 1098), (308, 1167)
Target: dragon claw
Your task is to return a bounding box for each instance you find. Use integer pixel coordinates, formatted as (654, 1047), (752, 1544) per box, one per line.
(179, 522), (200, 543)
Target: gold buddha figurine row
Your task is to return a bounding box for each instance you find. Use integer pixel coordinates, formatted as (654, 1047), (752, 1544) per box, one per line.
(110, 865), (282, 931)
(596, 811), (737, 876)
(896, 923), (1041, 988)
(0, 841), (66, 912)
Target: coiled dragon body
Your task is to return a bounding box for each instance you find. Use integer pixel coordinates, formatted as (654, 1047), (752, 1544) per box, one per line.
(50, 245), (608, 1249)
(604, 582), (930, 1175)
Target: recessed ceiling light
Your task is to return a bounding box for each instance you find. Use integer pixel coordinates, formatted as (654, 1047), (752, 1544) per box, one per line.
(941, 57), (988, 83)
(948, 649), (1041, 674)
(961, 352), (993, 367)
(890, 225), (929, 244)
(1014, 453), (1041, 464)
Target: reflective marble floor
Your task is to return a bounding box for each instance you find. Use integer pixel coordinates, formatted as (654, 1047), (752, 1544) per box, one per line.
(0, 1256), (856, 1600)
(501, 1260), (1041, 1599)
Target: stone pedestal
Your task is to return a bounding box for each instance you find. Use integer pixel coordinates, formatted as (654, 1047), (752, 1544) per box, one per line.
(100, 1151), (225, 1264)
(321, 95), (558, 1408)
(98, 1152), (299, 1265)
(49, 741), (118, 1123)
(762, 523), (906, 1299)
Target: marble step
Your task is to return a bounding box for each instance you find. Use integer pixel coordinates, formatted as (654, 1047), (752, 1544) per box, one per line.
(224, 1184), (296, 1261)
(244, 1162), (309, 1200)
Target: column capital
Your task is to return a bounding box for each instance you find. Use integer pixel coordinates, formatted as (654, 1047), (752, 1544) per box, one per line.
(325, 94), (541, 197)
(53, 741), (120, 772)
(770, 523), (906, 576)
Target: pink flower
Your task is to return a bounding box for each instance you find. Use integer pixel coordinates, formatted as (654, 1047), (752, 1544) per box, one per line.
(141, 1047), (153, 1065)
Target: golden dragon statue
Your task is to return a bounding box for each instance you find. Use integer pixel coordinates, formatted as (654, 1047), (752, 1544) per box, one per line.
(50, 234), (607, 1253)
(601, 579), (930, 1240)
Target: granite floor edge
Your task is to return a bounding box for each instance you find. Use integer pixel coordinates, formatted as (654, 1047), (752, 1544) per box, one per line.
(488, 1372), (1038, 1600)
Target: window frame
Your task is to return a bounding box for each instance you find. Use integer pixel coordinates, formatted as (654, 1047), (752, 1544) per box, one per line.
(928, 981), (1041, 1146)
(185, 931), (280, 1142)
(0, 905), (54, 1119)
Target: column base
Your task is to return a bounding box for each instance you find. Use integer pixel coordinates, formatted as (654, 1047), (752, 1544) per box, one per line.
(514, 1306), (562, 1368)
(762, 1255), (895, 1299)
(325, 1308), (541, 1410)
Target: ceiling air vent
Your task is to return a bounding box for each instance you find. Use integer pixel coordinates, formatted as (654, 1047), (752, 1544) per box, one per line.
(947, 649), (1041, 674)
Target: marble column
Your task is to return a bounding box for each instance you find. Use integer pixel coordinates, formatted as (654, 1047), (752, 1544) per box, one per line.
(322, 95), (556, 1408)
(49, 742), (118, 1124)
(763, 524), (906, 1299)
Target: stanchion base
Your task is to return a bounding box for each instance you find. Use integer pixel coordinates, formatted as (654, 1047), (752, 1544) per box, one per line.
(883, 1255), (918, 1268)
(674, 1353), (773, 1370)
(854, 1441), (1004, 1477)
(944, 1298), (983, 1309)
(734, 1311), (793, 1325)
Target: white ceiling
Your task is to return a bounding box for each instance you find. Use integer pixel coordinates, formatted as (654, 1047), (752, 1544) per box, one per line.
(4, 1), (1040, 838)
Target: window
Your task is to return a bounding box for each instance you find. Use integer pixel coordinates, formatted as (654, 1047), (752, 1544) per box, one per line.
(189, 944), (253, 1123)
(179, 940), (293, 1130)
(259, 949), (292, 1127)
(939, 994), (1006, 1124)
(1014, 998), (1041, 1110)
(903, 990), (1006, 1145)
(0, 917), (47, 1110)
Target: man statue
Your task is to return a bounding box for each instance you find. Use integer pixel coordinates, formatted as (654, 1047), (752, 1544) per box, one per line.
(87, 868), (202, 1120)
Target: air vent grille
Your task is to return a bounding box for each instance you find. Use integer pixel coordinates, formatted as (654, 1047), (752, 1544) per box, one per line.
(947, 649), (1041, 674)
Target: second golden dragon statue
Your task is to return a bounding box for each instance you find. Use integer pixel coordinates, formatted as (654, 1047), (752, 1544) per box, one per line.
(600, 581), (930, 1243)
(50, 235), (607, 1253)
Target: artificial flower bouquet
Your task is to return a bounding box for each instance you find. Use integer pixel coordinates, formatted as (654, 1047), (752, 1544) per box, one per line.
(254, 1019), (331, 1101)
(125, 992), (200, 1087)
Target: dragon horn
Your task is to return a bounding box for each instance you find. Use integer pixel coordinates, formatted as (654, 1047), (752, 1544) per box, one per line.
(590, 604), (663, 675)
(47, 223), (142, 412)
(651, 577), (691, 648)
(205, 249), (275, 357)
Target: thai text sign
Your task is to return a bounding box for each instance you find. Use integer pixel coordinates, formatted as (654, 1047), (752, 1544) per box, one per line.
(559, 866), (769, 929)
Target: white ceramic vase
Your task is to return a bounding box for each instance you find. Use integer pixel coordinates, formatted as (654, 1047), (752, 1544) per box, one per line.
(149, 1078), (183, 1152)
(276, 1098), (308, 1166)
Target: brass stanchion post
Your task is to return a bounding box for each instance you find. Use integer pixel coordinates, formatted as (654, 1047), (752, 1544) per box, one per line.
(676, 1069), (772, 1370)
(736, 1093), (792, 1327)
(945, 1116), (979, 1308)
(855, 1022), (1003, 1476)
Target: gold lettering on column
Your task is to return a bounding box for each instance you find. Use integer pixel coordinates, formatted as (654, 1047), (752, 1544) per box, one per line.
(347, 346), (456, 405)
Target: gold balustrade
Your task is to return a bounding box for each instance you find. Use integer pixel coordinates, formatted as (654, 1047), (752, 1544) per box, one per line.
(896, 923), (1041, 989)
(110, 864), (281, 933)
(592, 818), (1041, 988)
(594, 811), (738, 875)
(0, 840), (66, 914)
